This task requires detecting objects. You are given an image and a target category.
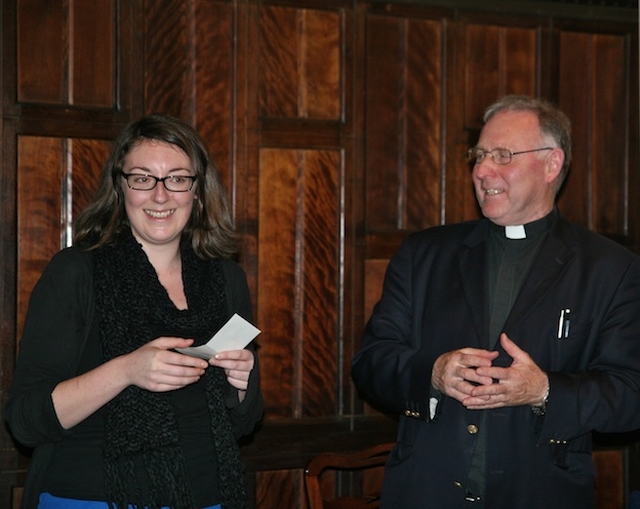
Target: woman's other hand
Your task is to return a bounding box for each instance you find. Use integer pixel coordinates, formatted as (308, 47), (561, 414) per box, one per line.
(209, 349), (255, 401)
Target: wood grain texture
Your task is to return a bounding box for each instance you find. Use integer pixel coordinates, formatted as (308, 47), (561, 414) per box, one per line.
(70, 139), (111, 220)
(193, 0), (234, 191)
(299, 150), (339, 417)
(363, 259), (387, 323)
(260, 6), (300, 118)
(502, 28), (538, 98)
(464, 24), (501, 127)
(258, 149), (298, 417)
(257, 148), (340, 419)
(365, 16), (445, 231)
(593, 450), (625, 509)
(71, 0), (116, 107)
(591, 34), (628, 238)
(17, 0), (66, 103)
(144, 0), (191, 118)
(298, 9), (340, 119)
(403, 19), (443, 230)
(364, 15), (402, 231)
(17, 0), (117, 107)
(558, 31), (632, 241)
(558, 32), (592, 227)
(463, 24), (537, 128)
(259, 5), (341, 119)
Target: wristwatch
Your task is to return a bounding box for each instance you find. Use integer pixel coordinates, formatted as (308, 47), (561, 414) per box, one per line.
(531, 385), (550, 416)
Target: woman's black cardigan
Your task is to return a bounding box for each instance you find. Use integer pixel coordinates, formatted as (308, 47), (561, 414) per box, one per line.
(5, 245), (263, 509)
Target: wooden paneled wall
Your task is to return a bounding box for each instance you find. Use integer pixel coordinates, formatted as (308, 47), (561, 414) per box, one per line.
(1, 1), (638, 508)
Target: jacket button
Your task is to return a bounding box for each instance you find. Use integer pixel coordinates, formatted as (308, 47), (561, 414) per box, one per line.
(467, 424), (479, 434)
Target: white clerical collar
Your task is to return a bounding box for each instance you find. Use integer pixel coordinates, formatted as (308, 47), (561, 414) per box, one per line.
(505, 225), (526, 239)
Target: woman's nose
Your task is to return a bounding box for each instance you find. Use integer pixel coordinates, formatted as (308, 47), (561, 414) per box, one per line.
(151, 182), (170, 201)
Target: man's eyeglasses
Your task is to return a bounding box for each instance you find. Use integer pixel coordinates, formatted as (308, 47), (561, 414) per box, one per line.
(467, 147), (554, 166)
(121, 171), (197, 192)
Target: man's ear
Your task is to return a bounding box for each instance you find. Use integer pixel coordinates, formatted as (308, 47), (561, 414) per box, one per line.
(545, 148), (565, 184)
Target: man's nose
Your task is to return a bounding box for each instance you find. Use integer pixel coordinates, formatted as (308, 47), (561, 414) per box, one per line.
(472, 157), (497, 178)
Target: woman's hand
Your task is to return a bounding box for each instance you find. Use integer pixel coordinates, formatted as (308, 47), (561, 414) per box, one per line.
(123, 337), (209, 392)
(52, 337), (207, 429)
(209, 349), (255, 401)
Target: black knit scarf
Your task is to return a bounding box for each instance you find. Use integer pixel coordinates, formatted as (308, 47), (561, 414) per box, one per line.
(93, 230), (248, 509)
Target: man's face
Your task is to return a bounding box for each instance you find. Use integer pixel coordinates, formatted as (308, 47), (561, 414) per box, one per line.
(472, 110), (561, 226)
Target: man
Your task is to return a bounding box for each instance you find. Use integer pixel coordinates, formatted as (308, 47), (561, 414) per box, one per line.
(351, 95), (640, 508)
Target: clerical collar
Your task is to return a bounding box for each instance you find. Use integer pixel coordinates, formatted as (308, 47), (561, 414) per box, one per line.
(505, 225), (526, 239)
(491, 208), (557, 240)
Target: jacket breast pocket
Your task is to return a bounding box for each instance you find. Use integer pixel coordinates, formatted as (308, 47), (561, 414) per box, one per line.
(551, 319), (593, 371)
(556, 321), (593, 371)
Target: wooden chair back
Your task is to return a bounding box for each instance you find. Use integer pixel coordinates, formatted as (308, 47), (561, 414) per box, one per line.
(304, 443), (394, 509)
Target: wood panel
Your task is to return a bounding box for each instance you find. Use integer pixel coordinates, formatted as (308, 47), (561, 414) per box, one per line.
(257, 149), (298, 417)
(594, 449), (625, 509)
(71, 140), (112, 219)
(193, 0), (234, 190)
(144, 0), (192, 118)
(558, 31), (633, 242)
(17, 0), (66, 103)
(463, 24), (538, 128)
(591, 34), (628, 237)
(17, 0), (117, 107)
(257, 148), (341, 419)
(557, 31), (592, 226)
(71, 0), (116, 107)
(364, 15), (445, 232)
(259, 5), (341, 119)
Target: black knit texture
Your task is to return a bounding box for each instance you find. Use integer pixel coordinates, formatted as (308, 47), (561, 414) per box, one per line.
(94, 230), (248, 509)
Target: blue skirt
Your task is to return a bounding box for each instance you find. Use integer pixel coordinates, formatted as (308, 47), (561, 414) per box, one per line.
(38, 492), (222, 509)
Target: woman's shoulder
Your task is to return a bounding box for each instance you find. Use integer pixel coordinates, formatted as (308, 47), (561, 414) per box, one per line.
(215, 258), (252, 318)
(47, 245), (93, 270)
(218, 257), (245, 277)
(40, 246), (94, 289)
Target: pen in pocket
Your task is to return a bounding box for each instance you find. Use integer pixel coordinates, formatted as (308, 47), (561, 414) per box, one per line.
(557, 308), (571, 339)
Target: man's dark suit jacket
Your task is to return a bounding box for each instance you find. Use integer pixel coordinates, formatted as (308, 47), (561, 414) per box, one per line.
(351, 213), (640, 509)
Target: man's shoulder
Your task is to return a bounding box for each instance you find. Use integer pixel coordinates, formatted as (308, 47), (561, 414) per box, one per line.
(406, 220), (481, 245)
(558, 217), (639, 262)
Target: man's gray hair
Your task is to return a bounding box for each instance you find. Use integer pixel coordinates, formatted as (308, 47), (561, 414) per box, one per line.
(484, 95), (572, 190)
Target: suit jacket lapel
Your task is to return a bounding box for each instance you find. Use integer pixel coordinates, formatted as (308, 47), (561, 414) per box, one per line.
(459, 221), (490, 347)
(503, 217), (576, 332)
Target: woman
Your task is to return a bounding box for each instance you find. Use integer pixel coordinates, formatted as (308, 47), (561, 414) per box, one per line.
(6, 114), (263, 509)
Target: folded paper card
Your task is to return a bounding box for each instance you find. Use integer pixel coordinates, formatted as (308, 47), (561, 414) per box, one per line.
(176, 313), (261, 360)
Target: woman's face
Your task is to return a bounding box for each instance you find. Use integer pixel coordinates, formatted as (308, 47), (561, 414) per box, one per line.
(121, 140), (196, 251)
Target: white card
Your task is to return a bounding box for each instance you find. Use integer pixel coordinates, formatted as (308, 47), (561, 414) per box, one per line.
(175, 313), (261, 360)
